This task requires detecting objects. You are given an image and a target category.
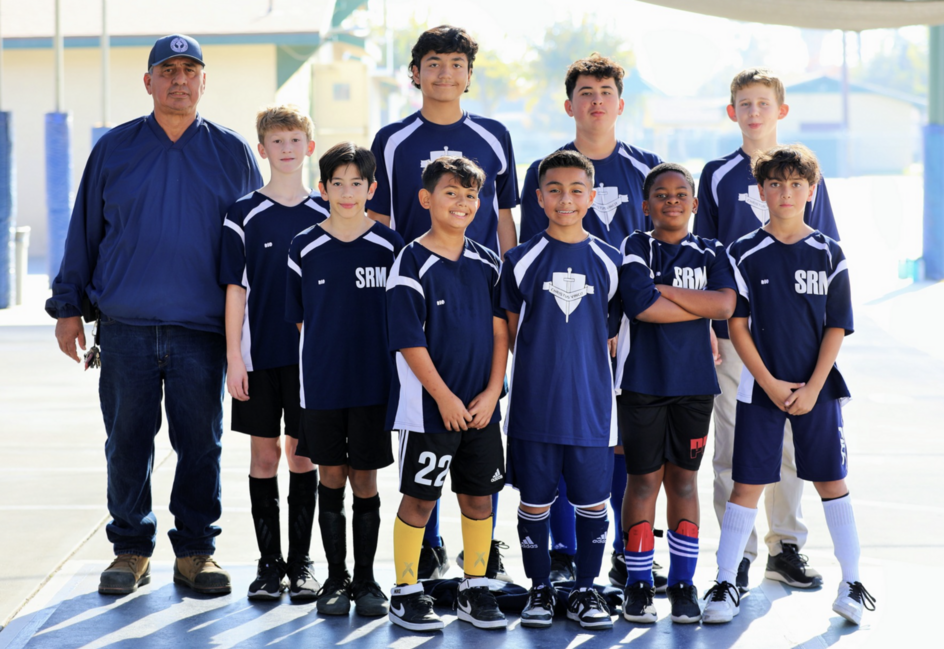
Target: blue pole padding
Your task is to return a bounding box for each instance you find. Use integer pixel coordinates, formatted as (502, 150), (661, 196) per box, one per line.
(924, 124), (944, 280)
(91, 125), (111, 147)
(45, 112), (74, 286)
(0, 112), (14, 308)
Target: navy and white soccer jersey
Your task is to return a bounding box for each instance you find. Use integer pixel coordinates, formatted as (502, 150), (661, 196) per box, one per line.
(285, 222), (404, 410)
(366, 111), (519, 253)
(220, 191), (329, 371)
(695, 148), (839, 338)
(385, 238), (504, 433)
(499, 233), (622, 447)
(615, 232), (736, 397)
(519, 141), (662, 246)
(728, 229), (853, 409)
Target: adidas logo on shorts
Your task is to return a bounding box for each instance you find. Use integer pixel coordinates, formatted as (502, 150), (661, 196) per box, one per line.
(490, 469), (502, 483)
(592, 533), (607, 544)
(521, 536), (538, 549)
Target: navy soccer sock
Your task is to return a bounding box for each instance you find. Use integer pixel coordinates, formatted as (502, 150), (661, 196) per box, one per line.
(610, 457), (627, 553)
(517, 507), (552, 588)
(549, 477), (576, 555)
(667, 520), (699, 587)
(491, 491), (500, 535)
(423, 499), (442, 548)
(574, 506), (609, 589)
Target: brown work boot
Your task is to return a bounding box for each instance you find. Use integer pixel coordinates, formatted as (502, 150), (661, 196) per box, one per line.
(99, 554), (151, 595)
(174, 555), (232, 595)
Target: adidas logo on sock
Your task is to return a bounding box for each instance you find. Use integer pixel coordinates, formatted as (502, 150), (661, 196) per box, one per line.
(592, 533), (607, 544)
(521, 536), (538, 549)
(490, 469), (502, 483)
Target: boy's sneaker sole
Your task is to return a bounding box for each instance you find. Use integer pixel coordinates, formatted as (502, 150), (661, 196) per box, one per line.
(764, 568), (822, 589)
(457, 609), (508, 629)
(566, 610), (613, 630)
(388, 606), (444, 632)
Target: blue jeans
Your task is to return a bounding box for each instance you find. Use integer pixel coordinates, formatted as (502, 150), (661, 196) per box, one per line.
(99, 317), (226, 557)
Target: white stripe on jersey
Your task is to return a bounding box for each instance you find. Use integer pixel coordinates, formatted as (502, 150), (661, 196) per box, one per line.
(514, 237), (549, 287)
(300, 234), (331, 258)
(711, 153), (744, 206)
(804, 237), (834, 268)
(387, 252), (424, 297)
(682, 239), (717, 257)
(287, 256), (302, 277)
(737, 361), (756, 404)
(364, 231), (395, 251)
(618, 145), (652, 177)
(236, 191), (255, 202)
(827, 259), (849, 287)
(727, 250), (749, 300)
(623, 254), (654, 278)
(223, 218), (245, 245)
(298, 322), (306, 408)
(589, 239), (619, 300)
(614, 312), (631, 394)
(393, 351), (425, 433)
(418, 256), (439, 279)
(463, 246), (499, 274)
(243, 199), (274, 228)
(736, 236), (776, 266)
(241, 265), (253, 371)
(463, 117), (508, 174)
(383, 117), (424, 230)
(305, 198), (330, 219)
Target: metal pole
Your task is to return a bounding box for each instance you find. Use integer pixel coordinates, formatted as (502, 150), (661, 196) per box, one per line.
(924, 25), (944, 280)
(101, 0), (109, 125)
(55, 0), (64, 112)
(841, 31), (851, 177)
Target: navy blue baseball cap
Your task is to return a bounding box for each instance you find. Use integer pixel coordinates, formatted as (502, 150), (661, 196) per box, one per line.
(148, 34), (204, 69)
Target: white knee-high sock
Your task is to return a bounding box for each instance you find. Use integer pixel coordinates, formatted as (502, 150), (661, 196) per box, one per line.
(716, 502), (757, 584)
(823, 494), (860, 584)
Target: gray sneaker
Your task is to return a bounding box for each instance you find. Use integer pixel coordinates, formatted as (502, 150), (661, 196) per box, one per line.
(316, 575), (352, 615)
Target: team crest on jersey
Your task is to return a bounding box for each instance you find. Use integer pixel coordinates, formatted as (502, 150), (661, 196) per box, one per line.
(591, 183), (628, 230)
(738, 185), (769, 225)
(420, 146), (462, 169)
(543, 268), (594, 323)
(170, 37), (189, 53)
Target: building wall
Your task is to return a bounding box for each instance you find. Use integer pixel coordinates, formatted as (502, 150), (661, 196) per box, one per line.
(4, 43), (276, 262)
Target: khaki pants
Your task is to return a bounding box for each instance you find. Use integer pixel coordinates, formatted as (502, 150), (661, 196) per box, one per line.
(712, 337), (809, 561)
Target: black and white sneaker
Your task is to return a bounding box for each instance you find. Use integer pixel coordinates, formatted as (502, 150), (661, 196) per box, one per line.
(736, 557), (751, 593)
(456, 540), (512, 582)
(765, 542), (822, 588)
(832, 581), (876, 625)
(622, 580), (657, 623)
(417, 541), (450, 581)
(666, 583), (701, 623)
(456, 577), (507, 629)
(389, 582), (443, 632)
(702, 581), (740, 624)
(286, 557), (319, 601)
(566, 587), (613, 630)
(247, 556), (286, 600)
(520, 583), (557, 628)
(549, 550), (576, 583)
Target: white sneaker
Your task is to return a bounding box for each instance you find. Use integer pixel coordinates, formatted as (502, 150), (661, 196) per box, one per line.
(520, 583), (557, 628)
(702, 581), (740, 624)
(832, 581), (875, 625)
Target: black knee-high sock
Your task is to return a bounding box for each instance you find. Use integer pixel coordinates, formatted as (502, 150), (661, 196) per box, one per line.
(287, 469), (318, 564)
(249, 475), (282, 560)
(352, 494), (381, 583)
(318, 483), (348, 579)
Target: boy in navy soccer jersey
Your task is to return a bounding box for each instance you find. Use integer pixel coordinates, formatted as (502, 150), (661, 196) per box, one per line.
(367, 24), (519, 582)
(702, 145), (874, 625)
(386, 156), (509, 632)
(615, 163), (736, 625)
(696, 69), (840, 591)
(500, 150), (621, 630)
(220, 105), (327, 601)
(286, 143), (403, 617)
(519, 53), (665, 589)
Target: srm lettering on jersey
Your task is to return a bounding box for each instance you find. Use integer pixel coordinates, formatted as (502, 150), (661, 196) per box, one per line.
(673, 266), (707, 290)
(355, 267), (388, 288)
(794, 270), (828, 295)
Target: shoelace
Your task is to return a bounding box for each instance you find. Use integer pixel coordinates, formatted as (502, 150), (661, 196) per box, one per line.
(192, 555), (222, 571)
(627, 583), (654, 605)
(576, 588), (609, 614)
(353, 581), (387, 600)
(316, 576), (351, 598)
(705, 581), (740, 606)
(491, 540), (509, 572)
(780, 546), (811, 571)
(530, 585), (555, 611)
(846, 581), (876, 611)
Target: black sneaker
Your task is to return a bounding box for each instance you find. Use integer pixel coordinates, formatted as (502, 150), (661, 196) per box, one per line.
(457, 540), (512, 582)
(566, 587), (613, 630)
(520, 583), (557, 628)
(286, 557), (319, 601)
(389, 582), (443, 632)
(316, 574), (352, 615)
(736, 557), (751, 593)
(622, 580), (656, 623)
(352, 579), (388, 617)
(609, 551), (667, 593)
(666, 583), (701, 623)
(417, 541), (450, 580)
(652, 560), (668, 594)
(456, 577), (507, 629)
(765, 542), (822, 589)
(247, 556), (286, 600)
(549, 550), (576, 583)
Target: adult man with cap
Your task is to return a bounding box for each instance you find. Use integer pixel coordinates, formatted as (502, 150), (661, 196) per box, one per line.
(47, 34), (262, 596)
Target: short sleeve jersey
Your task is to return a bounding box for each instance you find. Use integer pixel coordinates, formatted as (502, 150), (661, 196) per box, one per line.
(519, 141), (662, 246)
(728, 229), (853, 409)
(385, 239), (504, 433)
(285, 222), (404, 410)
(695, 148), (840, 338)
(615, 232), (736, 397)
(499, 233), (622, 447)
(220, 192), (329, 372)
(366, 111), (519, 253)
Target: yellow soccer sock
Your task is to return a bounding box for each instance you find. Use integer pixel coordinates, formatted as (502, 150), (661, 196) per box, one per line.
(393, 515), (426, 585)
(461, 514), (493, 578)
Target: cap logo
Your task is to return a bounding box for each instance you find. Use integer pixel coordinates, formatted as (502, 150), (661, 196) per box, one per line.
(170, 37), (188, 53)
